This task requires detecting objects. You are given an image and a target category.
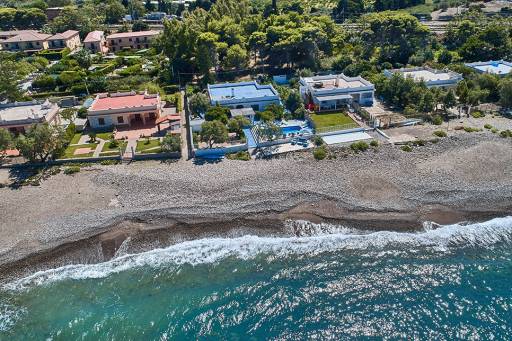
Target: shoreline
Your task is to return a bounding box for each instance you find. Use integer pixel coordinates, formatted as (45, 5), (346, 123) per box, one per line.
(1, 133), (511, 282)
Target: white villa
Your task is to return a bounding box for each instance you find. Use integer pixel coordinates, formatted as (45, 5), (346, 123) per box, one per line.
(0, 100), (60, 134)
(207, 81), (281, 111)
(299, 74), (375, 111)
(384, 67), (463, 88)
(465, 60), (512, 77)
(87, 91), (161, 129)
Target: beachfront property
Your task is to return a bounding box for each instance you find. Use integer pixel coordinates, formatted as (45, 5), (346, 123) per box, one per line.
(465, 60), (512, 77)
(47, 30), (81, 51)
(207, 81), (281, 111)
(0, 31), (51, 52)
(84, 31), (109, 54)
(0, 100), (60, 134)
(87, 91), (162, 129)
(299, 74), (375, 111)
(384, 66), (463, 88)
(106, 31), (160, 52)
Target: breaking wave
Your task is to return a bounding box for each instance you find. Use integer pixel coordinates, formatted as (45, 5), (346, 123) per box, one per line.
(6, 216), (512, 291)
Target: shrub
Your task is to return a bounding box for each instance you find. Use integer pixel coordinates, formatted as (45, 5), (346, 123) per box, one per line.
(484, 124), (493, 130)
(412, 139), (425, 146)
(433, 130), (447, 137)
(313, 135), (324, 146)
(100, 159), (120, 165)
(370, 140), (379, 147)
(226, 151), (251, 161)
(432, 115), (443, 125)
(401, 145), (413, 152)
(63, 166), (80, 175)
(463, 127), (481, 133)
(313, 146), (327, 160)
(491, 128), (498, 134)
(500, 130), (512, 138)
(350, 141), (369, 152)
(470, 111), (484, 118)
(108, 139), (119, 148)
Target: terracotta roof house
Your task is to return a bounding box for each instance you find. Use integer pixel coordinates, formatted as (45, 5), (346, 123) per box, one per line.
(87, 91), (162, 129)
(0, 100), (60, 134)
(84, 30), (108, 54)
(0, 30), (38, 42)
(106, 30), (160, 52)
(48, 30), (81, 51)
(0, 31), (52, 52)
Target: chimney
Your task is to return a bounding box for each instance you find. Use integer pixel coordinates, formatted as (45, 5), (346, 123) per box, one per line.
(231, 88), (235, 97)
(335, 75), (340, 88)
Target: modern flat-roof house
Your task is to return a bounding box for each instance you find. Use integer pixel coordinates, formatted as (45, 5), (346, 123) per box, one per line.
(87, 91), (162, 129)
(0, 100), (60, 134)
(299, 74), (375, 111)
(207, 81), (281, 111)
(465, 60), (512, 77)
(106, 31), (160, 52)
(0, 31), (52, 52)
(48, 30), (81, 51)
(84, 31), (109, 54)
(384, 67), (463, 88)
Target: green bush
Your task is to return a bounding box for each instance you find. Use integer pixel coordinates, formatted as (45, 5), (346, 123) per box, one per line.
(313, 135), (324, 146)
(484, 124), (493, 130)
(370, 140), (379, 147)
(491, 128), (498, 134)
(412, 139), (425, 146)
(432, 115), (443, 125)
(470, 111), (484, 118)
(350, 141), (369, 152)
(63, 166), (80, 175)
(226, 151), (251, 161)
(401, 145), (413, 152)
(313, 146), (327, 160)
(463, 127), (481, 133)
(499, 130), (512, 138)
(108, 139), (119, 148)
(433, 130), (447, 137)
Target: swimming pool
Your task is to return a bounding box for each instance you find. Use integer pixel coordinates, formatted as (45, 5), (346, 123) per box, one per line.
(281, 125), (311, 135)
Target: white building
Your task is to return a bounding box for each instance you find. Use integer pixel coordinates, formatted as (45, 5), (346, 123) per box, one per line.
(207, 81), (281, 112)
(0, 100), (60, 134)
(383, 66), (462, 88)
(299, 74), (375, 111)
(465, 60), (512, 77)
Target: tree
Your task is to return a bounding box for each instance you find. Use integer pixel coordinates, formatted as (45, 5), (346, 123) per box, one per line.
(285, 90), (302, 113)
(128, 0), (145, 20)
(145, 0), (154, 12)
(200, 120), (228, 148)
(132, 20), (149, 32)
(499, 79), (512, 109)
(223, 44), (248, 69)
(265, 103), (285, 120)
(438, 50), (452, 65)
(228, 116), (251, 138)
(0, 54), (35, 101)
(15, 123), (67, 163)
(188, 93), (210, 116)
(0, 8), (47, 30)
(205, 105), (229, 123)
(418, 90), (435, 113)
(106, 0), (126, 24)
(60, 108), (78, 123)
(161, 134), (181, 152)
(442, 89), (457, 112)
(0, 128), (12, 158)
(74, 49), (92, 69)
(258, 122), (282, 141)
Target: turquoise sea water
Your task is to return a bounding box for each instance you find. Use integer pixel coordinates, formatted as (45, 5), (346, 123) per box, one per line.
(1, 217), (512, 340)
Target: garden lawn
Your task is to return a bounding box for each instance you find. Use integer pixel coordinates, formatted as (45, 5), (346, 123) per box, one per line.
(136, 139), (162, 154)
(95, 132), (114, 140)
(100, 140), (127, 155)
(310, 112), (357, 129)
(61, 143), (98, 159)
(70, 133), (82, 144)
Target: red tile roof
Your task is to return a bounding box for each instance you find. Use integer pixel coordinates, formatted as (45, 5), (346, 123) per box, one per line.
(90, 93), (159, 111)
(106, 30), (160, 39)
(84, 30), (104, 43)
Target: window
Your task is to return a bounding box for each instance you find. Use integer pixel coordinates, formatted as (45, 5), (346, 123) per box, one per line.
(118, 39), (121, 43)
(36, 42), (40, 46)
(137, 45), (141, 49)
(98, 118), (105, 125)
(117, 116), (124, 124)
(145, 44), (148, 48)
(129, 38), (132, 42)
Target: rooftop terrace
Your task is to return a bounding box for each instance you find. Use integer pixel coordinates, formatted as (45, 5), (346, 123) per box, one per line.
(301, 74), (372, 90)
(0, 100), (58, 124)
(465, 60), (512, 76)
(208, 81), (279, 102)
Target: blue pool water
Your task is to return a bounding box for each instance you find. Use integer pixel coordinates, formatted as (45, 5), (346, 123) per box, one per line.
(281, 125), (307, 135)
(1, 217), (512, 339)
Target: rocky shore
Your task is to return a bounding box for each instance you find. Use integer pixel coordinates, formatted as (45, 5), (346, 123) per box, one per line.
(1, 133), (511, 281)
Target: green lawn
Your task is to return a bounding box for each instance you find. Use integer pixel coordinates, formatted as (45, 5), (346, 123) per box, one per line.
(310, 112), (358, 129)
(136, 139), (162, 154)
(95, 131), (115, 141)
(61, 143), (98, 159)
(70, 133), (82, 145)
(100, 140), (127, 155)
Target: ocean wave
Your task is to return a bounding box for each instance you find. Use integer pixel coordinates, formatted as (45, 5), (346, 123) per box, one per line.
(0, 302), (25, 332)
(6, 216), (512, 290)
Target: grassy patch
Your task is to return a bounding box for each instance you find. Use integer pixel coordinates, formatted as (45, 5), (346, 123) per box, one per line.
(136, 139), (162, 154)
(100, 140), (127, 155)
(61, 143), (98, 159)
(95, 131), (114, 141)
(70, 133), (82, 145)
(310, 112), (357, 130)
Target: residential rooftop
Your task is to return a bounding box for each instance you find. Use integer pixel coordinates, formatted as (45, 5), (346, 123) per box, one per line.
(465, 60), (512, 76)
(0, 100), (58, 124)
(49, 30), (79, 40)
(84, 30), (104, 43)
(0, 30), (38, 39)
(384, 67), (462, 85)
(208, 81), (279, 102)
(301, 74), (373, 90)
(89, 91), (159, 111)
(106, 30), (160, 39)
(3, 31), (52, 43)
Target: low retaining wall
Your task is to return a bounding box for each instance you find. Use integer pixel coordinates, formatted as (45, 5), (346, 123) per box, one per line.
(317, 127), (366, 137)
(132, 152), (180, 160)
(194, 144), (247, 157)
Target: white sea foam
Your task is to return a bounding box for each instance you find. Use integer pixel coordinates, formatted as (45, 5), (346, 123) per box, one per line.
(5, 216), (512, 291)
(0, 302), (25, 332)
